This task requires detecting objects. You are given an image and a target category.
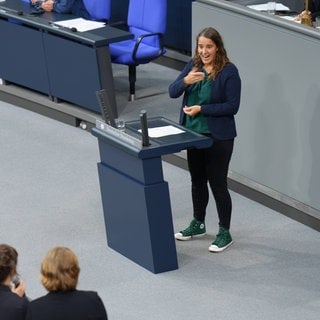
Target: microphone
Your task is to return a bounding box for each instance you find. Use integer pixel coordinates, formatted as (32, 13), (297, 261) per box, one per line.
(49, 22), (77, 32)
(140, 110), (150, 147)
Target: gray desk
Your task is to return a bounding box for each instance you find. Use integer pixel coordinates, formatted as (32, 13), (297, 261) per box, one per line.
(0, 0), (132, 117)
(192, 0), (320, 228)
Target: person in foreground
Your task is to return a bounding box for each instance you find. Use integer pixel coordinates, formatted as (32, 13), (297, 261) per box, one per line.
(26, 246), (108, 320)
(0, 244), (29, 320)
(168, 27), (241, 253)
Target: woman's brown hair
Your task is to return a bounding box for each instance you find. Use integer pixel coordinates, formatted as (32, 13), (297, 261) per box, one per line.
(193, 27), (230, 78)
(0, 244), (18, 283)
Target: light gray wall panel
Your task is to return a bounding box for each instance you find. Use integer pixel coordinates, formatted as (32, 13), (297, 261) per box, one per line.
(193, 0), (320, 213)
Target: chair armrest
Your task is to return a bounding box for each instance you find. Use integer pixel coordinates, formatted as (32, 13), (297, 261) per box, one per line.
(132, 32), (165, 63)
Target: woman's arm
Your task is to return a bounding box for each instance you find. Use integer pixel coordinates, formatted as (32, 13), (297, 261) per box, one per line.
(168, 60), (194, 99)
(201, 64), (241, 117)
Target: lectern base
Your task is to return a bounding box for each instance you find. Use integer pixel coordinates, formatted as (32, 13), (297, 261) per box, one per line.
(98, 163), (178, 273)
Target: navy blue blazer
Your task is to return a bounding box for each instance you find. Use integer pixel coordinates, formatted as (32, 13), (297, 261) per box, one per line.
(26, 290), (108, 320)
(0, 284), (29, 320)
(169, 60), (241, 140)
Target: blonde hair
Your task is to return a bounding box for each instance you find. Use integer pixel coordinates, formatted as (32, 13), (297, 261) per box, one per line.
(40, 246), (80, 292)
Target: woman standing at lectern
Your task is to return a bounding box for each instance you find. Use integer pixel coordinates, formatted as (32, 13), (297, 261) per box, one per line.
(168, 27), (241, 253)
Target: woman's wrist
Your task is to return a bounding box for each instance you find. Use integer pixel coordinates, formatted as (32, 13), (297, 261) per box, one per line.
(183, 77), (188, 87)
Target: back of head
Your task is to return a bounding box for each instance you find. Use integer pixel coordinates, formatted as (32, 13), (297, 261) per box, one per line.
(41, 246), (80, 292)
(0, 244), (18, 283)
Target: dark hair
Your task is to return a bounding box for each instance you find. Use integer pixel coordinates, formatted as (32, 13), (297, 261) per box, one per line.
(0, 244), (18, 283)
(41, 246), (80, 292)
(193, 27), (230, 77)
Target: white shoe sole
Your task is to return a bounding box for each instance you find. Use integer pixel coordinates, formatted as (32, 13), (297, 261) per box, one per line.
(175, 232), (206, 241)
(208, 240), (233, 252)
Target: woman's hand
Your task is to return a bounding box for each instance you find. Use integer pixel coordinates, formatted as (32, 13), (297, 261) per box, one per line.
(183, 105), (201, 117)
(183, 68), (205, 86)
(11, 279), (26, 298)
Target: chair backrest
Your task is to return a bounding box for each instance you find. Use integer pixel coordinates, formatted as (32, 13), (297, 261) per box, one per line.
(128, 0), (167, 37)
(83, 0), (111, 21)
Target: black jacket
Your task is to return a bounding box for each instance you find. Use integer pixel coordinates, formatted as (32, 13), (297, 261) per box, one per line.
(0, 284), (29, 320)
(26, 289), (108, 320)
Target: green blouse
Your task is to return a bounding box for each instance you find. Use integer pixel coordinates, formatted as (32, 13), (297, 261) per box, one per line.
(183, 70), (212, 134)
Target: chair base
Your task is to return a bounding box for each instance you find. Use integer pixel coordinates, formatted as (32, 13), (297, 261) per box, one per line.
(129, 64), (136, 102)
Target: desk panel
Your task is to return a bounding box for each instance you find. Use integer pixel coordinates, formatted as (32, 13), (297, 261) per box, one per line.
(0, 19), (50, 94)
(0, 1), (132, 116)
(44, 33), (109, 113)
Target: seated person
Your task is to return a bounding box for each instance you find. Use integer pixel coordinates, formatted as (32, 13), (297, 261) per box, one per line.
(30, 0), (90, 19)
(26, 246), (108, 320)
(295, 0), (320, 21)
(0, 244), (29, 320)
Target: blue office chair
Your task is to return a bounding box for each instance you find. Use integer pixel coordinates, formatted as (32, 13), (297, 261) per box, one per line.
(109, 0), (167, 101)
(83, 0), (111, 22)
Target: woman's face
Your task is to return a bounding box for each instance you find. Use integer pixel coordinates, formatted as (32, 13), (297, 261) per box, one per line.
(197, 36), (218, 66)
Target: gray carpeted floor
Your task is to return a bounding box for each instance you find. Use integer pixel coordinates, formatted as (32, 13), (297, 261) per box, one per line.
(1, 62), (320, 319)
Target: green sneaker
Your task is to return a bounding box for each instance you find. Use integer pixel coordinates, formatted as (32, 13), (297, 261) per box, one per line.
(209, 227), (233, 252)
(175, 219), (206, 241)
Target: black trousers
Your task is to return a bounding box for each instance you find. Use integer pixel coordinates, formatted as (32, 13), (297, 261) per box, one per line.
(187, 139), (234, 230)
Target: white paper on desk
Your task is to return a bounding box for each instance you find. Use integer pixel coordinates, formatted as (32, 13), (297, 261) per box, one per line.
(280, 16), (299, 22)
(139, 125), (185, 138)
(247, 3), (290, 11)
(54, 18), (105, 32)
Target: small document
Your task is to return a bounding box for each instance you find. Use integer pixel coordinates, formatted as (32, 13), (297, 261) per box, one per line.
(139, 125), (185, 138)
(54, 18), (105, 32)
(247, 3), (290, 11)
(279, 15), (298, 22)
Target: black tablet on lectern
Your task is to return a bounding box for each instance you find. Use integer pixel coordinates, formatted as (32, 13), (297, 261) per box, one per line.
(96, 89), (116, 128)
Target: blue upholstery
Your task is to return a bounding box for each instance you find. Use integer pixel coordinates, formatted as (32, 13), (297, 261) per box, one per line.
(109, 0), (167, 101)
(83, 0), (111, 21)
